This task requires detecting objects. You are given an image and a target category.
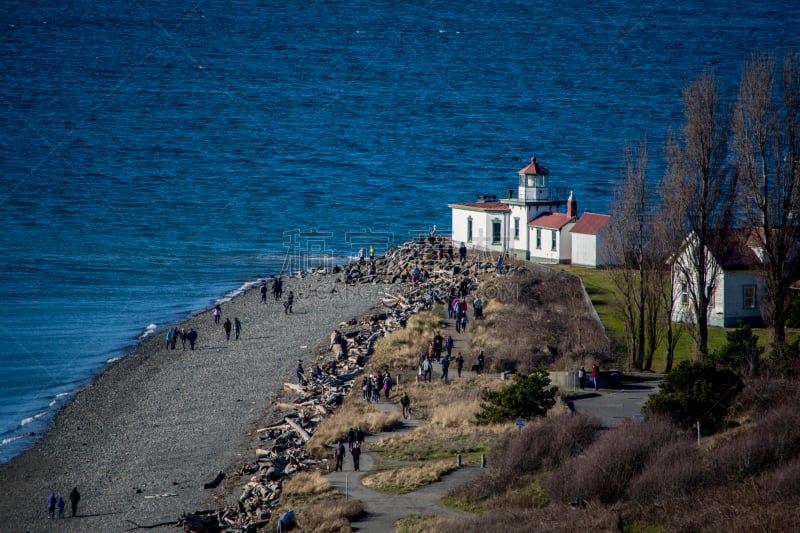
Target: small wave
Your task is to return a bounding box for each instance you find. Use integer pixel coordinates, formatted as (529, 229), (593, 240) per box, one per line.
(1, 435), (28, 446)
(20, 417), (35, 426)
(138, 323), (158, 340)
(105, 356), (122, 363)
(55, 392), (70, 398)
(49, 400), (57, 407)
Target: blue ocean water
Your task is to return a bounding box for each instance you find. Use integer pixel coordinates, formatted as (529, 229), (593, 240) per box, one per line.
(2, 0), (799, 462)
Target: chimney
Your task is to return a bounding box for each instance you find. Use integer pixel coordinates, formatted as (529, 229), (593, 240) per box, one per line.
(566, 191), (577, 219)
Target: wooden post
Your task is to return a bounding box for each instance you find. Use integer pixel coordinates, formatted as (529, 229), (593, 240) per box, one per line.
(457, 454), (462, 466)
(481, 454), (486, 468)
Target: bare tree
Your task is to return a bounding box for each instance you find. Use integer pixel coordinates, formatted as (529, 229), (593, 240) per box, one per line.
(662, 71), (736, 358)
(652, 202), (686, 372)
(732, 52), (800, 351)
(609, 140), (652, 370)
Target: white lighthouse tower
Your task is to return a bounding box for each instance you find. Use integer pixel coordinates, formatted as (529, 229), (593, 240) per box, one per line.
(501, 156), (568, 259)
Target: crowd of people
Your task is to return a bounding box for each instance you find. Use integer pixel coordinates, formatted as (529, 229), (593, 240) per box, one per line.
(361, 370), (393, 402)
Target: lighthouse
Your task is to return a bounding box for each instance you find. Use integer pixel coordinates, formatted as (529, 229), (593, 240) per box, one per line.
(501, 156), (568, 259)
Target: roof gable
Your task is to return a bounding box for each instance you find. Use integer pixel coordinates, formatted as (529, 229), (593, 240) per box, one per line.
(571, 212), (611, 235)
(448, 201), (511, 212)
(529, 212), (574, 230)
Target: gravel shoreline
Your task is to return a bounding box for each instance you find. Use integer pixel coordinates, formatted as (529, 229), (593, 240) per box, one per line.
(0, 271), (395, 531)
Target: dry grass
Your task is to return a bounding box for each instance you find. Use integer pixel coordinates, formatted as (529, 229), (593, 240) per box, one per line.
(368, 380), (513, 462)
(396, 514), (449, 533)
(361, 460), (461, 494)
(275, 471), (366, 533)
(271, 498), (366, 533)
(470, 269), (610, 372)
(369, 310), (449, 370)
(280, 471), (334, 501)
(306, 390), (403, 459)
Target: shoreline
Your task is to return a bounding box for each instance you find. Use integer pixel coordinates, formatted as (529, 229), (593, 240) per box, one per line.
(0, 265), (396, 529)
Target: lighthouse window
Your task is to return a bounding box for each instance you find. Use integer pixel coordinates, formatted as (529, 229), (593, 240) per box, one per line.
(535, 228), (542, 249)
(467, 217), (473, 243)
(551, 230), (557, 251)
(514, 218), (520, 240)
(492, 220), (501, 244)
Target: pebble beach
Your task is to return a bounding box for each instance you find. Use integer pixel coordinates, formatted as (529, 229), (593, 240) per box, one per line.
(0, 270), (394, 531)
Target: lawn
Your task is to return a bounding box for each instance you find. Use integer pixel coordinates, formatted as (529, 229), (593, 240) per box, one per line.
(552, 264), (783, 372)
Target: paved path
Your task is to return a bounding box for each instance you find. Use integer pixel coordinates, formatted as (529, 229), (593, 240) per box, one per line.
(568, 375), (663, 427)
(326, 400), (481, 531)
(326, 307), (485, 531)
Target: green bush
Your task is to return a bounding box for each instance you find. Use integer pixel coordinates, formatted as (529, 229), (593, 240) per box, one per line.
(643, 360), (740, 434)
(711, 322), (764, 376)
(475, 369), (557, 425)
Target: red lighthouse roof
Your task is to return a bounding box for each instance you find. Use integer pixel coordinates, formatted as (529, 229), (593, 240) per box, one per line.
(518, 156), (549, 175)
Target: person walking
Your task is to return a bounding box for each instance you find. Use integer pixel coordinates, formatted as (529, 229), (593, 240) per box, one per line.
(459, 242), (467, 261)
(455, 352), (464, 377)
(383, 370), (392, 399)
(440, 355), (450, 383)
(223, 318), (232, 341)
(578, 367), (586, 390)
(473, 295), (483, 319)
(296, 360), (305, 385)
(47, 493), (56, 519)
(476, 351), (485, 375)
(335, 440), (346, 471)
(445, 335), (454, 357)
(234, 317), (241, 340)
(69, 487), (80, 517)
(592, 364), (600, 391)
(213, 304), (221, 324)
(351, 441), (362, 471)
(422, 356), (433, 383)
(180, 328), (187, 350)
(187, 328), (198, 350)
(400, 392), (411, 420)
(57, 496), (65, 518)
(272, 276), (283, 300)
(284, 291), (294, 314)
(260, 282), (267, 304)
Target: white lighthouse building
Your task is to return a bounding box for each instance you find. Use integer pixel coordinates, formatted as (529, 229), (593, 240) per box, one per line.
(449, 156), (570, 260)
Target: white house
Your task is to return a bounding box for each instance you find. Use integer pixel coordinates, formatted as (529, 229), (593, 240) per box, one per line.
(570, 212), (614, 268)
(449, 156), (568, 259)
(447, 198), (510, 254)
(672, 229), (766, 327)
(528, 192), (578, 264)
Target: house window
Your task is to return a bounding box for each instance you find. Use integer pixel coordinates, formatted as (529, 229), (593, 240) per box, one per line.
(743, 285), (756, 309)
(551, 230), (557, 251)
(491, 219), (501, 244)
(680, 282), (688, 306)
(467, 217), (473, 243)
(514, 218), (520, 240)
(535, 228), (542, 249)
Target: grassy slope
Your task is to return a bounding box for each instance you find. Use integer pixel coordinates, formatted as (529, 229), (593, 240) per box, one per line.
(553, 264), (784, 371)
